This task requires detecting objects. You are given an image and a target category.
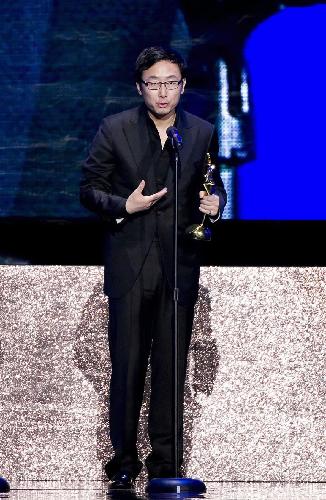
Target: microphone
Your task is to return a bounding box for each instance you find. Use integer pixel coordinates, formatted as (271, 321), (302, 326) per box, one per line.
(166, 126), (182, 148)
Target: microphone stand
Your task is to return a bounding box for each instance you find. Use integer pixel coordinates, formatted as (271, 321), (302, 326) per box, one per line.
(147, 135), (206, 497)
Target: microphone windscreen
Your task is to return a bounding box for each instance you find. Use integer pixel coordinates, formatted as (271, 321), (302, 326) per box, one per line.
(166, 126), (178, 137)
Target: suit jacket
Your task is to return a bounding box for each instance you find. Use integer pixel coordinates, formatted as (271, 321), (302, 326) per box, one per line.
(80, 105), (227, 303)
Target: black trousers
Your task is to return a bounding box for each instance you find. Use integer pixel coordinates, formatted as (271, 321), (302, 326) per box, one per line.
(105, 240), (195, 479)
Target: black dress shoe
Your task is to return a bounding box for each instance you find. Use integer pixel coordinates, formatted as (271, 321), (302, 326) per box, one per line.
(109, 471), (135, 490)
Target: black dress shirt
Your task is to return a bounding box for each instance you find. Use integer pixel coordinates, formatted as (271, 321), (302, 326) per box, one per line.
(144, 108), (179, 191)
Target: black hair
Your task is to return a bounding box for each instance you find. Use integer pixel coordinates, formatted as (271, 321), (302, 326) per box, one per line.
(135, 46), (187, 82)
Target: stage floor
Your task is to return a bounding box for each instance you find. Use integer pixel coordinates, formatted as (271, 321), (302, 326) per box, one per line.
(3, 481), (325, 499)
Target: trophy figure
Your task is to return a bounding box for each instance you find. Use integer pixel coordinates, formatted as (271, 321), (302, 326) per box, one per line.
(186, 153), (217, 241)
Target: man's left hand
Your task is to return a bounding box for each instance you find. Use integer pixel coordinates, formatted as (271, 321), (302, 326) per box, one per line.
(199, 192), (220, 217)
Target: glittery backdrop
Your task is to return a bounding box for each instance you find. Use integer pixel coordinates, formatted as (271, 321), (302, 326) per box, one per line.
(0, 266), (325, 482)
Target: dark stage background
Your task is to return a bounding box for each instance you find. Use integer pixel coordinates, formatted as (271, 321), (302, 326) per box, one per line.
(1, 1), (326, 263)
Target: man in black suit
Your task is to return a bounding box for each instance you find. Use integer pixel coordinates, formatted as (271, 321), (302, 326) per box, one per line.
(80, 46), (226, 489)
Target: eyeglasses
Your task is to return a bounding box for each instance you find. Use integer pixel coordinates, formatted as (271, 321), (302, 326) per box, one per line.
(141, 79), (183, 91)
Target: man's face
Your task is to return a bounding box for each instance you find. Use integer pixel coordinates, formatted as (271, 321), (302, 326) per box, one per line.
(136, 60), (186, 120)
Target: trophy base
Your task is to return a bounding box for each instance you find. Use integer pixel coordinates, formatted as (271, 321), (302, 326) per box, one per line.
(146, 477), (206, 496)
(185, 224), (212, 241)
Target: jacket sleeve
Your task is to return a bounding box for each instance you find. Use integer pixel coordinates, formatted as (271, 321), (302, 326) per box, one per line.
(80, 118), (128, 219)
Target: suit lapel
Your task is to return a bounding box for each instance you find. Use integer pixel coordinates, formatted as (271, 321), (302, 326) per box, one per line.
(176, 108), (199, 173)
(122, 105), (154, 182)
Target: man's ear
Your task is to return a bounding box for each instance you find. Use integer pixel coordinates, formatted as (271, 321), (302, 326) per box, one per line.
(136, 82), (142, 95)
(181, 78), (186, 94)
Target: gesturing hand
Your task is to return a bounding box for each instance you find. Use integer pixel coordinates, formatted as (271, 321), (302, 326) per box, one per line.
(126, 180), (167, 214)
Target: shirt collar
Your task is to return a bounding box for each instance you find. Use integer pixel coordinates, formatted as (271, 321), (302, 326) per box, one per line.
(141, 103), (180, 131)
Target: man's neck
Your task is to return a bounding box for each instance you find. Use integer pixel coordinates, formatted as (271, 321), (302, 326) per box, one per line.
(148, 110), (176, 131)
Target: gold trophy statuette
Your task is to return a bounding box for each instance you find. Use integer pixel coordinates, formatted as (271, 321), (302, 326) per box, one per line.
(186, 153), (217, 241)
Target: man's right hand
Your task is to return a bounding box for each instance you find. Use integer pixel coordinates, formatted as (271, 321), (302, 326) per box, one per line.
(125, 180), (167, 214)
